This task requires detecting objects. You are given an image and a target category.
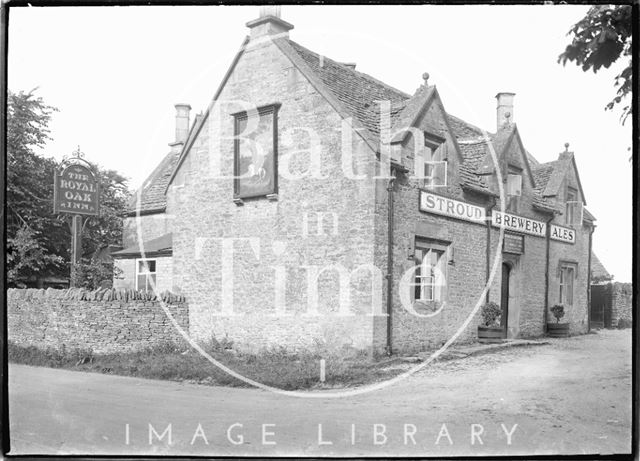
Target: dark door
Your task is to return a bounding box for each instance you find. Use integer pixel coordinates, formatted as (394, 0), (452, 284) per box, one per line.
(500, 263), (510, 336)
(591, 284), (612, 329)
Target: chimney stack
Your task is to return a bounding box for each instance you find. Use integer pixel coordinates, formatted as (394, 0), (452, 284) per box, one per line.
(170, 103), (191, 153)
(246, 5), (293, 40)
(495, 92), (515, 130)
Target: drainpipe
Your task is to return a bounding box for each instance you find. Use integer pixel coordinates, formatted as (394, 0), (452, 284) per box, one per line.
(543, 214), (555, 333)
(587, 224), (595, 332)
(385, 171), (397, 356)
(485, 196), (497, 303)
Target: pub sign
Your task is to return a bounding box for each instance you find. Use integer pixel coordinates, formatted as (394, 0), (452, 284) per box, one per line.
(503, 232), (524, 254)
(54, 163), (100, 216)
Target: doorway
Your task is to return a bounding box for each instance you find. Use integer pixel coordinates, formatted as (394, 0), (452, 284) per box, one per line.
(591, 283), (613, 329)
(500, 263), (510, 338)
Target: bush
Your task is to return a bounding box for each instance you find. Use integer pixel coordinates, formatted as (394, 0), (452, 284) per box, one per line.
(481, 301), (501, 327)
(617, 318), (632, 329)
(72, 259), (120, 290)
(204, 334), (234, 353)
(550, 304), (565, 323)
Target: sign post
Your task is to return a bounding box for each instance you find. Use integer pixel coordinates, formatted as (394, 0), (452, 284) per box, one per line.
(54, 147), (100, 287)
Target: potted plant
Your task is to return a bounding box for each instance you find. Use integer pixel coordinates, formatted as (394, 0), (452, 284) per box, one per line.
(478, 301), (504, 343)
(547, 304), (570, 337)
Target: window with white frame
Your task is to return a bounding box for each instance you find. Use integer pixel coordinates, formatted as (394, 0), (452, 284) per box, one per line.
(565, 187), (582, 226)
(559, 264), (575, 307)
(423, 134), (447, 188)
(412, 240), (448, 302)
(506, 167), (522, 213)
(136, 259), (157, 291)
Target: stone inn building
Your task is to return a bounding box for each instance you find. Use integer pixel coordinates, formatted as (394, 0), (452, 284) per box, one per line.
(113, 9), (596, 355)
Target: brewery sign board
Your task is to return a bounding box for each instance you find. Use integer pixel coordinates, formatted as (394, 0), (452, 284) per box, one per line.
(54, 163), (100, 216)
(550, 224), (576, 244)
(491, 210), (546, 237)
(419, 191), (486, 224)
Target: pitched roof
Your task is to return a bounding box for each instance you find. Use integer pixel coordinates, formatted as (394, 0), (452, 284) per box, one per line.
(283, 39), (575, 205)
(284, 39), (499, 197)
(532, 161), (557, 191)
(542, 152), (572, 197)
(541, 151), (586, 206)
(286, 40), (485, 146)
(448, 115), (486, 140)
(583, 207), (596, 222)
(474, 124), (516, 174)
(112, 233), (172, 258)
(458, 140), (493, 194)
(287, 40), (409, 140)
(390, 85), (436, 142)
(531, 161), (561, 213)
(147, 35), (585, 217)
(127, 150), (180, 216)
(591, 252), (612, 281)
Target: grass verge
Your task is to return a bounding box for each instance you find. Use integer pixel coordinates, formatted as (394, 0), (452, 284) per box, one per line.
(8, 340), (402, 390)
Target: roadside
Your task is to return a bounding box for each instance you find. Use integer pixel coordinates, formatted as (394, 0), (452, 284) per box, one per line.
(8, 328), (625, 390)
(9, 329), (632, 456)
(8, 334), (551, 390)
(8, 339), (399, 390)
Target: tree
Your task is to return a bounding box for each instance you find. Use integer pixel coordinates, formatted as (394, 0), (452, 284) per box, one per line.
(7, 89), (132, 288)
(81, 164), (130, 253)
(7, 89), (66, 286)
(71, 164), (130, 289)
(558, 5), (632, 125)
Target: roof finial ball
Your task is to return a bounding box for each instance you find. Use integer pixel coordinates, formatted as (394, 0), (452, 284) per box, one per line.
(422, 72), (430, 86)
(565, 142), (570, 152)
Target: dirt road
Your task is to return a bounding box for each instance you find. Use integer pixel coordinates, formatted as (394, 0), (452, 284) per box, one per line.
(8, 329), (631, 456)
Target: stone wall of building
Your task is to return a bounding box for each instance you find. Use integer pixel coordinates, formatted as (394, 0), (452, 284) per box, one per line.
(377, 97), (491, 355)
(371, 96), (594, 354)
(611, 282), (632, 327)
(545, 160), (592, 334)
(7, 288), (188, 354)
(113, 256), (174, 293)
(165, 35), (380, 353)
(487, 226), (549, 339)
(547, 226), (592, 334)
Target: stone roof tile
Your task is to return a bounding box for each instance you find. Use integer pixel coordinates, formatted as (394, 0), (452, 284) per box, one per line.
(591, 252), (611, 280)
(127, 151), (181, 215)
(112, 233), (172, 258)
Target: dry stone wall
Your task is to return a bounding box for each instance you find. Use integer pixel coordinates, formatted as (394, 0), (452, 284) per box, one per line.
(611, 282), (632, 327)
(7, 288), (189, 354)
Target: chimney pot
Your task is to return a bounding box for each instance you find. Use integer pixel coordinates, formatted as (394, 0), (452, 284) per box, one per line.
(170, 103), (191, 152)
(495, 92), (515, 130)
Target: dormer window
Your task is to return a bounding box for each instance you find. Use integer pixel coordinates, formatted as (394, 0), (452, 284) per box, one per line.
(423, 133), (447, 189)
(506, 167), (522, 213)
(565, 186), (582, 226)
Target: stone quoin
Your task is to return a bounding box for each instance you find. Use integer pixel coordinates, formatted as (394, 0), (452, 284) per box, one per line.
(114, 8), (597, 355)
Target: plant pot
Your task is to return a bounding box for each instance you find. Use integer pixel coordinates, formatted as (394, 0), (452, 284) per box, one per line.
(478, 326), (504, 344)
(547, 322), (570, 337)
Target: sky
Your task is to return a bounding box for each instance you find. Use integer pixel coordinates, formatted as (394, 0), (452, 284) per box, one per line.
(8, 4), (633, 281)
